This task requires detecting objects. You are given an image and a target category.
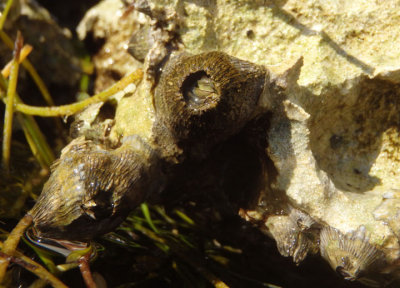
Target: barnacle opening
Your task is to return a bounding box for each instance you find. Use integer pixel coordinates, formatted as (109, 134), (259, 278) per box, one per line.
(181, 70), (219, 110)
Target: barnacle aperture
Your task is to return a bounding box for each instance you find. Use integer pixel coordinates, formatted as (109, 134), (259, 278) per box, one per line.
(29, 136), (163, 240)
(154, 51), (267, 159)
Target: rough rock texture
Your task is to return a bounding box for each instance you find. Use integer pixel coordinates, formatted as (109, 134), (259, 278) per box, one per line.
(77, 0), (144, 93)
(78, 0), (400, 285)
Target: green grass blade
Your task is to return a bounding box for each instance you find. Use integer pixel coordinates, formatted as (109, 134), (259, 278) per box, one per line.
(2, 31), (21, 171)
(17, 113), (55, 167)
(141, 203), (159, 233)
(0, 0), (14, 30)
(174, 209), (195, 226)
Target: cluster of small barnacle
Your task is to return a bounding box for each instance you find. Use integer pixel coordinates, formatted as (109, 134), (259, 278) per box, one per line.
(267, 205), (389, 286)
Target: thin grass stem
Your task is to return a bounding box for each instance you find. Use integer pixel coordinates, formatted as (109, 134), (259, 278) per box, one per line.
(2, 31), (22, 171)
(20, 58), (54, 106)
(0, 0), (14, 30)
(0, 30), (55, 106)
(78, 254), (96, 288)
(2, 44), (32, 78)
(0, 214), (32, 283)
(15, 69), (143, 116)
(0, 72), (54, 168)
(18, 113), (55, 167)
(0, 241), (67, 288)
(141, 203), (159, 233)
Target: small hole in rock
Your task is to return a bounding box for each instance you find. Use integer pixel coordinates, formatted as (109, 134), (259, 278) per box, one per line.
(83, 31), (106, 55)
(246, 30), (255, 39)
(98, 101), (116, 121)
(106, 70), (123, 81)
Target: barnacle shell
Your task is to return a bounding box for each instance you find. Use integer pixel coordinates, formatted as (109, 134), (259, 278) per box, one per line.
(154, 51), (267, 159)
(29, 136), (164, 240)
(288, 207), (317, 231)
(320, 226), (386, 284)
(265, 207), (319, 264)
(128, 24), (153, 62)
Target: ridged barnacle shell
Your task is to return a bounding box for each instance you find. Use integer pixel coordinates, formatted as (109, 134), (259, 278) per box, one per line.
(320, 226), (386, 285)
(266, 207), (319, 264)
(29, 136), (163, 240)
(154, 51), (267, 159)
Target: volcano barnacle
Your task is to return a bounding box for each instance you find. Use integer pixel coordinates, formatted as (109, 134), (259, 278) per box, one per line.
(153, 51), (268, 160)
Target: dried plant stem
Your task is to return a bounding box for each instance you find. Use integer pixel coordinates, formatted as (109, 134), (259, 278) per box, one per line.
(78, 254), (97, 288)
(0, 214), (33, 283)
(2, 31), (22, 171)
(0, 30), (54, 106)
(0, 0), (14, 30)
(16, 69), (143, 117)
(0, 241), (67, 288)
(2, 44), (33, 77)
(3, 252), (67, 288)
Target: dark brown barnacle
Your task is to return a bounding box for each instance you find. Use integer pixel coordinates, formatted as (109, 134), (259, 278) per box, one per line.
(28, 136), (164, 241)
(153, 51), (267, 160)
(320, 226), (386, 283)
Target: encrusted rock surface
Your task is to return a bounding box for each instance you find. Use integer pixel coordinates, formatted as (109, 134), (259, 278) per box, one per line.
(77, 0), (144, 92)
(78, 0), (400, 285)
